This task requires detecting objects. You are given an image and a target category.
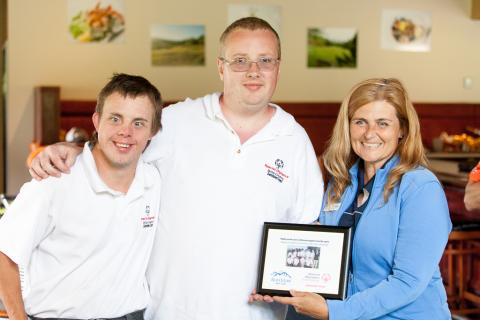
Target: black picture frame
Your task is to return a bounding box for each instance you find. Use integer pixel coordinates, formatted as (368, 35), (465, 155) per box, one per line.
(256, 222), (351, 300)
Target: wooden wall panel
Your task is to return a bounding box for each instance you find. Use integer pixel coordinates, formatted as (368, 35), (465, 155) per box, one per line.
(0, 0), (6, 193)
(60, 100), (96, 135)
(34, 87), (60, 145)
(57, 99), (480, 156)
(280, 102), (480, 155)
(281, 103), (339, 155)
(472, 0), (480, 19)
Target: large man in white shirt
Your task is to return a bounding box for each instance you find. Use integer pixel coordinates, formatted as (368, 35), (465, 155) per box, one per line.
(29, 18), (323, 320)
(0, 74), (163, 320)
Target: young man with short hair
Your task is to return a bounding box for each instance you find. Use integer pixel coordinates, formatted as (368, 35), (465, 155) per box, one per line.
(0, 74), (162, 320)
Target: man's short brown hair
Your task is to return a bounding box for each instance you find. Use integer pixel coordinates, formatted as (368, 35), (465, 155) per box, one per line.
(90, 73), (162, 146)
(96, 73), (163, 134)
(219, 17), (281, 59)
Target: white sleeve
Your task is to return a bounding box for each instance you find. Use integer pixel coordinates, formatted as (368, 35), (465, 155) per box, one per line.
(143, 130), (170, 163)
(143, 109), (174, 163)
(292, 131), (324, 223)
(0, 180), (55, 266)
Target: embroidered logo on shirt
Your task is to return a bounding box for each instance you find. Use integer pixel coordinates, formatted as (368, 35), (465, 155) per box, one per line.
(275, 159), (284, 169)
(141, 205), (155, 228)
(265, 159), (289, 183)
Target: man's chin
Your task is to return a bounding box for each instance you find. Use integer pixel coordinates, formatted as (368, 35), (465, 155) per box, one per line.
(243, 96), (271, 109)
(108, 158), (136, 170)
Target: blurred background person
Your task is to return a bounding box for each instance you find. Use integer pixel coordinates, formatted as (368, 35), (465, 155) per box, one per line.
(465, 162), (480, 211)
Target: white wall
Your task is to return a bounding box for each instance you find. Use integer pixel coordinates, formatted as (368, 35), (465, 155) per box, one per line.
(6, 0), (480, 193)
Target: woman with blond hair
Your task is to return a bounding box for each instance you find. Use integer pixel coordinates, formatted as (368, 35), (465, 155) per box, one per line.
(253, 78), (452, 319)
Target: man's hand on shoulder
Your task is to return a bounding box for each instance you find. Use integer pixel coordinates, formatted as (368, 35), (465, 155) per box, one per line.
(465, 181), (480, 211)
(29, 142), (82, 180)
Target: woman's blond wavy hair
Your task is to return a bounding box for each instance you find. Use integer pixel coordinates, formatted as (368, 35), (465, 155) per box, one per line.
(323, 78), (428, 205)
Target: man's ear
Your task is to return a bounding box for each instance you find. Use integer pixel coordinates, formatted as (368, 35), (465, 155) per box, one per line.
(92, 112), (100, 132)
(217, 57), (224, 81)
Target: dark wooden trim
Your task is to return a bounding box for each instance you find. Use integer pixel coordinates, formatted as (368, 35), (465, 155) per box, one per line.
(274, 102), (480, 154)
(34, 86), (61, 145)
(56, 99), (480, 155)
(414, 103), (480, 117)
(472, 0), (480, 19)
(60, 100), (96, 115)
(0, 0), (6, 193)
(279, 102), (341, 117)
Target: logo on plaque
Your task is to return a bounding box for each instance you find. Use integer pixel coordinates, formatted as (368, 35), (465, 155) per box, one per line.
(270, 271), (292, 286)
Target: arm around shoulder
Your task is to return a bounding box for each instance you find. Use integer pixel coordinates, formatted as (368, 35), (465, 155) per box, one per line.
(29, 142), (82, 180)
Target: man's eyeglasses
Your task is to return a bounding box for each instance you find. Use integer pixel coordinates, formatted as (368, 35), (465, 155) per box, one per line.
(219, 56), (280, 72)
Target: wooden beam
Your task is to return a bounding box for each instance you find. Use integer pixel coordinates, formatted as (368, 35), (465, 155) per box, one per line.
(34, 87), (61, 145)
(0, 0), (6, 194)
(472, 0), (480, 19)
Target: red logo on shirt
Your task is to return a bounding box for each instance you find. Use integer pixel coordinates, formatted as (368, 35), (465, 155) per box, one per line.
(265, 159), (289, 183)
(142, 205), (155, 228)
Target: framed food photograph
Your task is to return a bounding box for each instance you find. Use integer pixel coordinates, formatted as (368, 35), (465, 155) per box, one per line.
(68, 0), (125, 43)
(257, 222), (351, 300)
(380, 9), (432, 52)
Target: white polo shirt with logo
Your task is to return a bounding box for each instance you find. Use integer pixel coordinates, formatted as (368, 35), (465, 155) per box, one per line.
(0, 143), (160, 319)
(144, 93), (323, 320)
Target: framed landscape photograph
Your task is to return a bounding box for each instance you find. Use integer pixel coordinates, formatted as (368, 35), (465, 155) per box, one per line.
(307, 27), (357, 68)
(150, 24), (205, 66)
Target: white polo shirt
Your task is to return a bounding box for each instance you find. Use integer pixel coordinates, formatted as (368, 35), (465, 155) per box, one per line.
(144, 93), (323, 320)
(0, 143), (160, 318)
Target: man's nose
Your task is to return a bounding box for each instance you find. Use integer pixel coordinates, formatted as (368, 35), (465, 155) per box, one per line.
(246, 61), (261, 78)
(248, 60), (261, 71)
(117, 124), (133, 136)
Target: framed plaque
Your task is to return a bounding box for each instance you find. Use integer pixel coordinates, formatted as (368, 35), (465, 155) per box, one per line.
(256, 222), (351, 300)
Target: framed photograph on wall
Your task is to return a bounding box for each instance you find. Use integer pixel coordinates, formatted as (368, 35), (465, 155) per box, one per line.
(228, 4), (281, 35)
(381, 9), (432, 52)
(68, 0), (125, 43)
(307, 27), (357, 68)
(150, 24), (205, 66)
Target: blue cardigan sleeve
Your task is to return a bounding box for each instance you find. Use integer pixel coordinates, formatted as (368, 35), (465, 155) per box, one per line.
(326, 179), (452, 319)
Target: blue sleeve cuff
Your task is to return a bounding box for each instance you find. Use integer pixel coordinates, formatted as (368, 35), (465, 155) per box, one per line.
(326, 299), (345, 320)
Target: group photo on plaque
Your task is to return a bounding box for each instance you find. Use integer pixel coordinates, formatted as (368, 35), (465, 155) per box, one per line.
(285, 246), (320, 269)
